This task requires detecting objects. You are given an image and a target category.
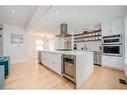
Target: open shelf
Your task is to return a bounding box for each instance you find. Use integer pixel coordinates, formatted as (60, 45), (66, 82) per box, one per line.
(74, 35), (101, 39)
(74, 30), (101, 36)
(73, 29), (101, 43)
(74, 39), (101, 43)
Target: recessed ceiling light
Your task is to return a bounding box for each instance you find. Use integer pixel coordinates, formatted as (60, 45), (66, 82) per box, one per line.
(74, 12), (77, 16)
(12, 20), (15, 24)
(11, 9), (16, 13)
(56, 11), (59, 15)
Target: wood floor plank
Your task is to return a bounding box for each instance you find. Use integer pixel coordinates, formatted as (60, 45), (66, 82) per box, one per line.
(4, 57), (127, 89)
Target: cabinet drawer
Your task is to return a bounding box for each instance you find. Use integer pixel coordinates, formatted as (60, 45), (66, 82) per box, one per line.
(102, 55), (123, 70)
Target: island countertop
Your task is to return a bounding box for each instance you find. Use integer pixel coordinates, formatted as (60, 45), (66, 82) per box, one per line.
(41, 50), (92, 55)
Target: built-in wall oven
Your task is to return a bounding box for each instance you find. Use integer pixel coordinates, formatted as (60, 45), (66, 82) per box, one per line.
(62, 54), (76, 83)
(102, 34), (122, 56)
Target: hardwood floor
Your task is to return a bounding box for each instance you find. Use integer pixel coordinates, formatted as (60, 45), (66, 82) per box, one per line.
(4, 57), (127, 89)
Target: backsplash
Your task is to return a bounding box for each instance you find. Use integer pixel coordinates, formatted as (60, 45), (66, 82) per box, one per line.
(74, 41), (102, 51)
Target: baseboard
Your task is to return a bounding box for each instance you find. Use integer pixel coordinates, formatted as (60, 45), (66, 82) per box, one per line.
(102, 64), (124, 71)
(27, 55), (37, 58)
(11, 58), (27, 64)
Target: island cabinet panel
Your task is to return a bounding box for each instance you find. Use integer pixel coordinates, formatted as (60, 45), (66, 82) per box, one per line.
(41, 52), (49, 66)
(42, 51), (62, 75)
(76, 51), (94, 89)
(51, 53), (62, 75)
(41, 51), (94, 89)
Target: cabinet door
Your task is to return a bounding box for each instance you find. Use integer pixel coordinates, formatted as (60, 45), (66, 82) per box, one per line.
(102, 55), (123, 70)
(41, 52), (44, 63)
(45, 52), (52, 68)
(102, 22), (112, 36)
(50, 53), (62, 75)
(42, 52), (48, 66)
(112, 17), (124, 35)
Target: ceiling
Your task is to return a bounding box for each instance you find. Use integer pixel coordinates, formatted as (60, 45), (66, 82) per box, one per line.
(28, 6), (127, 35)
(0, 6), (37, 28)
(0, 6), (127, 36)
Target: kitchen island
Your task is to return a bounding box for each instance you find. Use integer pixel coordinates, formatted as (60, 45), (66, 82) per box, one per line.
(38, 50), (94, 89)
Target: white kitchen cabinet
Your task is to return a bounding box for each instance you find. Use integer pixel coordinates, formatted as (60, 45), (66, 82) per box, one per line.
(50, 53), (61, 75)
(102, 16), (124, 36)
(102, 55), (124, 70)
(102, 21), (112, 36)
(112, 17), (124, 35)
(41, 51), (62, 75)
(42, 52), (48, 66)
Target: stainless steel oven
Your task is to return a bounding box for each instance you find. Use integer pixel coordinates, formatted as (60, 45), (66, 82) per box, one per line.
(102, 44), (122, 56)
(102, 34), (122, 44)
(61, 54), (76, 83)
(102, 34), (122, 56)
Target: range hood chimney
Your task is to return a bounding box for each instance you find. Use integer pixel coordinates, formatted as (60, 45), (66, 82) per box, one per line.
(55, 23), (72, 38)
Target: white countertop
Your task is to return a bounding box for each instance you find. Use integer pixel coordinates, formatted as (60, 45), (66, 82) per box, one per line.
(40, 50), (92, 55)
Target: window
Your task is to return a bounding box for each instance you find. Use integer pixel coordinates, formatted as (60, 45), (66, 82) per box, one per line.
(36, 40), (43, 51)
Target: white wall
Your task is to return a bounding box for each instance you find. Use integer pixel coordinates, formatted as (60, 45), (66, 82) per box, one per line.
(3, 24), (28, 64)
(27, 33), (43, 57)
(75, 41), (101, 51)
(124, 15), (127, 77)
(0, 25), (3, 55)
(27, 32), (55, 57)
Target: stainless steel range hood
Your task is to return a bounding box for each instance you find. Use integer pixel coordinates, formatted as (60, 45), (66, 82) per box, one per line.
(55, 23), (72, 38)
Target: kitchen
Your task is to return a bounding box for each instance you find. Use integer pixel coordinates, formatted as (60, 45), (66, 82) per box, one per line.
(0, 6), (127, 89)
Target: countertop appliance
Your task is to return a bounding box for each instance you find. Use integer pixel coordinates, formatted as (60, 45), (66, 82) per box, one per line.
(102, 34), (122, 56)
(62, 54), (76, 83)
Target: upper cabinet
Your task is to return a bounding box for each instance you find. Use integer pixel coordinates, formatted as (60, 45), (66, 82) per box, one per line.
(102, 16), (124, 36)
(102, 21), (112, 36)
(112, 17), (124, 35)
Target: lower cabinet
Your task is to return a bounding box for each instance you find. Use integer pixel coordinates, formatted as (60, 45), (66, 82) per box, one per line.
(102, 55), (124, 70)
(41, 52), (62, 75)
